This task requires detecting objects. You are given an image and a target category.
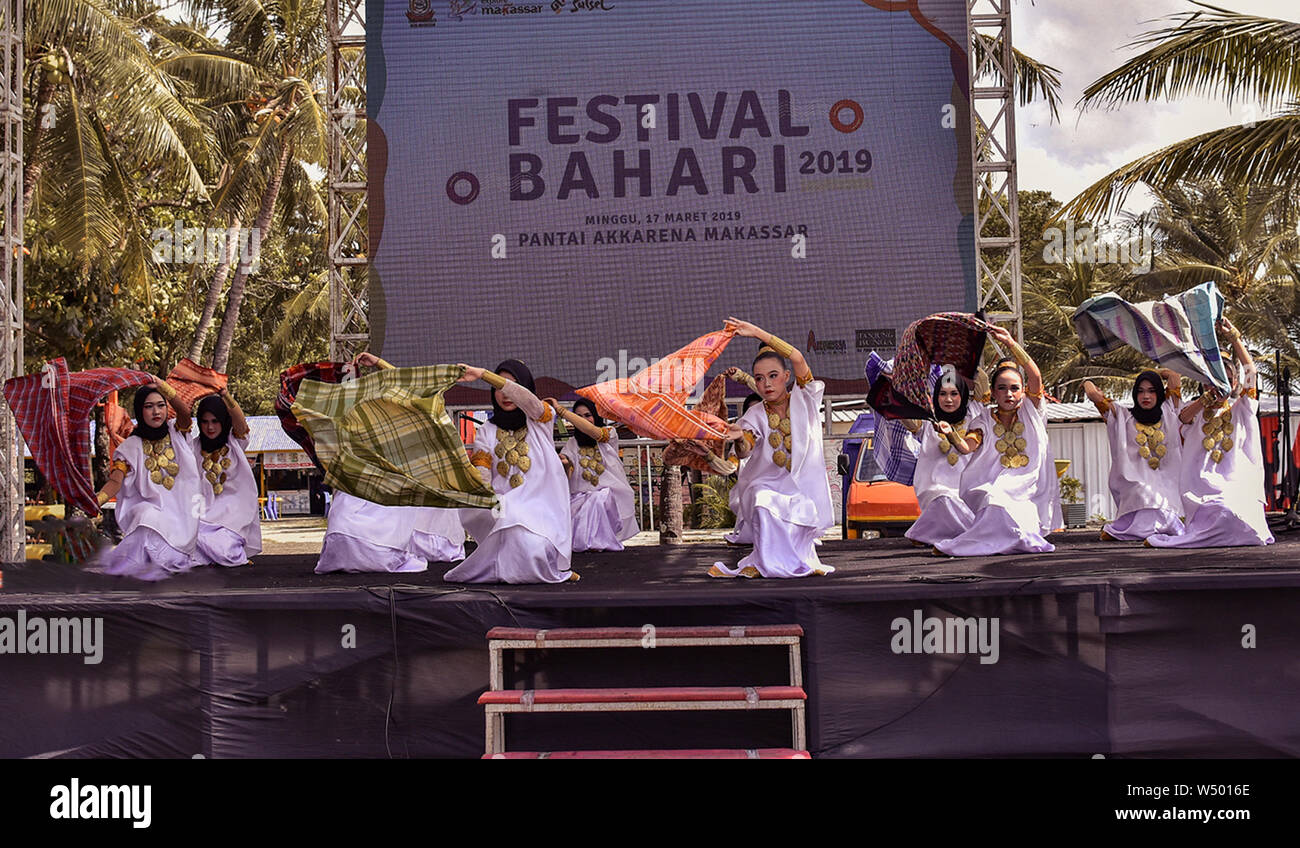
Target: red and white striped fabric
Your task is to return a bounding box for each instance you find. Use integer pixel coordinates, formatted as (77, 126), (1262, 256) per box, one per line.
(165, 358), (227, 414)
(3, 358), (154, 516)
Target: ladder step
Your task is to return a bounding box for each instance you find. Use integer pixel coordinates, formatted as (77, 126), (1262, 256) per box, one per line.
(484, 748), (811, 759)
(479, 685), (805, 707)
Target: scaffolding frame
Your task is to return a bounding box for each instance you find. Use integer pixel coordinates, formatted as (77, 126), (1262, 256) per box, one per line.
(0, 0), (22, 560)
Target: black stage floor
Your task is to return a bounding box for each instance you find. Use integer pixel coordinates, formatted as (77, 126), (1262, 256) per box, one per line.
(3, 529), (1299, 602)
(3, 529), (1299, 758)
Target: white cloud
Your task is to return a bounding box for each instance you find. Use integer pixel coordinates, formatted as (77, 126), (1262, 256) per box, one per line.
(1013, 0), (1297, 217)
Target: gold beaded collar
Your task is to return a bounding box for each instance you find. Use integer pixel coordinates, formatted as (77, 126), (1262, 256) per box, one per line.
(142, 434), (181, 490)
(493, 427), (531, 488)
(992, 410), (1028, 469)
(764, 400), (793, 472)
(1200, 400), (1234, 464)
(202, 445), (232, 494)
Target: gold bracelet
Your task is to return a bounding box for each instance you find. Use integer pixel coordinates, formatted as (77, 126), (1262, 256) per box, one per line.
(155, 381), (178, 400)
(765, 335), (795, 359)
(375, 357), (394, 370)
(96, 491), (110, 506)
(480, 370), (507, 389)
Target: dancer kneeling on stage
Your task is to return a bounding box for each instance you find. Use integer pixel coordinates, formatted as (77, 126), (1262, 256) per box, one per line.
(1147, 318), (1274, 548)
(710, 319), (833, 578)
(1082, 369), (1185, 542)
(315, 352), (469, 574)
(724, 385), (764, 546)
(191, 389), (262, 566)
(549, 397), (639, 552)
(933, 326), (1061, 556)
(93, 378), (203, 580)
(447, 360), (577, 584)
(904, 365), (984, 547)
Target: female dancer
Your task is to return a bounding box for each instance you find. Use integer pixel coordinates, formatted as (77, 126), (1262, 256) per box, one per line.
(446, 360), (577, 583)
(1081, 369), (1184, 541)
(933, 326), (1061, 556)
(550, 397), (639, 551)
(711, 318), (833, 578)
(315, 352), (470, 573)
(1148, 319), (1274, 548)
(904, 365), (984, 547)
(94, 378), (203, 580)
(191, 390), (262, 566)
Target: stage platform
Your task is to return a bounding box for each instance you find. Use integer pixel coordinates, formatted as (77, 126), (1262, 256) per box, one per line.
(2, 531), (1298, 758)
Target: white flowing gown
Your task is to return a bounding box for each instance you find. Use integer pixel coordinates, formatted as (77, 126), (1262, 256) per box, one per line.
(1099, 399), (1185, 540)
(935, 399), (1062, 556)
(446, 383), (574, 583)
(96, 421), (203, 581)
(1148, 392), (1273, 548)
(561, 428), (639, 552)
(904, 409), (983, 546)
(192, 434), (262, 566)
(315, 490), (429, 573)
(714, 379), (834, 577)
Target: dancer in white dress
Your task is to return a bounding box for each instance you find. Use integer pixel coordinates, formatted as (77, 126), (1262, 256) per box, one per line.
(191, 390), (262, 566)
(904, 365), (985, 547)
(446, 359), (577, 584)
(1148, 318), (1274, 548)
(710, 318), (833, 578)
(1082, 369), (1185, 541)
(550, 397), (639, 552)
(93, 378), (203, 580)
(314, 352), (473, 573)
(934, 326), (1062, 556)
(723, 383), (763, 546)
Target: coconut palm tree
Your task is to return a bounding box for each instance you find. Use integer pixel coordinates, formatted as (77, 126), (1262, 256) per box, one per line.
(24, 0), (215, 297)
(1059, 2), (1300, 221)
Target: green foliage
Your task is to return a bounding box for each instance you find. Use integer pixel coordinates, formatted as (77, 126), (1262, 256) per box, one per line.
(1059, 475), (1083, 504)
(691, 476), (737, 529)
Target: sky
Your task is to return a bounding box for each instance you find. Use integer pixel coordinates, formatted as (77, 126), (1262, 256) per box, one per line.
(1012, 0), (1296, 216)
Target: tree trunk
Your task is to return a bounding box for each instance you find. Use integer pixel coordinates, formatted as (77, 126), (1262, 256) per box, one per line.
(22, 68), (58, 213)
(188, 215), (242, 363)
(211, 141), (291, 372)
(658, 464), (683, 544)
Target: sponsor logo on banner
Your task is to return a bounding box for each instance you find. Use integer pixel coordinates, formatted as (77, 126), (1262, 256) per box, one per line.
(448, 0), (479, 20)
(407, 0), (436, 25)
(479, 0), (545, 15)
(856, 328), (896, 351)
(552, 0), (616, 12)
(807, 330), (847, 355)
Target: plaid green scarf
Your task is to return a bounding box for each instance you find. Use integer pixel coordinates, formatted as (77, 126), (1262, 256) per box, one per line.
(292, 365), (498, 510)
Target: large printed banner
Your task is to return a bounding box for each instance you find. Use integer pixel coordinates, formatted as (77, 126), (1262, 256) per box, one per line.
(368, 0), (975, 393)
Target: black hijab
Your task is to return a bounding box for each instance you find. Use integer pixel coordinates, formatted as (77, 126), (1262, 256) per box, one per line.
(932, 369), (971, 425)
(571, 397), (605, 448)
(132, 387), (170, 442)
(490, 358), (534, 432)
(196, 394), (232, 451)
(1131, 370), (1166, 426)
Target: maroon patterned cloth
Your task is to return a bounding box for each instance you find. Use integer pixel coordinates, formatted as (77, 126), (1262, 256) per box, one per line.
(3, 358), (154, 516)
(879, 313), (992, 419)
(275, 362), (355, 471)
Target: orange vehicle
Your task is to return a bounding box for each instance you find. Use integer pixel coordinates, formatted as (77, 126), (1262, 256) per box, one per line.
(837, 413), (921, 539)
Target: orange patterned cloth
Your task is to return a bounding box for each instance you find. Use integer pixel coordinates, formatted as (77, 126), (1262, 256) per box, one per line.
(662, 374), (731, 472)
(577, 327), (735, 442)
(103, 390), (136, 457)
(165, 358), (228, 413)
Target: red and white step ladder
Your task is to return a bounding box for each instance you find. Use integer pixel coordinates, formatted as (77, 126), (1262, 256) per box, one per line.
(479, 624), (809, 759)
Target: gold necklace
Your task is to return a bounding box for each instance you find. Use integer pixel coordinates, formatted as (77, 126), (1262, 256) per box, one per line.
(936, 424), (968, 467)
(992, 410), (1028, 469)
(143, 434), (181, 490)
(764, 400), (793, 472)
(201, 444), (232, 494)
(1134, 420), (1167, 470)
(577, 444), (605, 486)
(493, 426), (531, 488)
(1200, 399), (1233, 464)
